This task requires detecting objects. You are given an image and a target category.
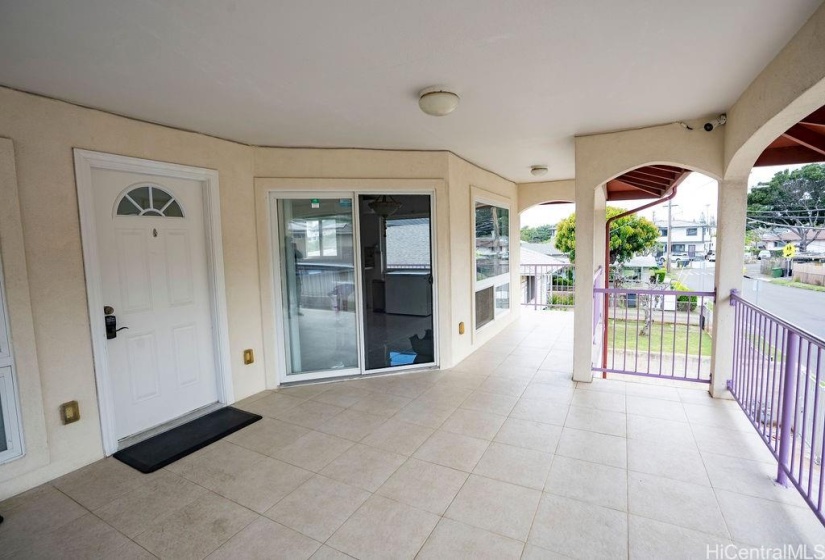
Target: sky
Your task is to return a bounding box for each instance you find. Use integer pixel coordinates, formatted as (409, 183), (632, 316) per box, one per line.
(520, 163), (808, 228)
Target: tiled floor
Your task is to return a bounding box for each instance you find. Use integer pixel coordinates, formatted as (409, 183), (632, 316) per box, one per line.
(2, 311), (824, 559)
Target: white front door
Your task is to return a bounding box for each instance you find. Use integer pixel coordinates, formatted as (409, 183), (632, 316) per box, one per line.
(92, 168), (218, 440)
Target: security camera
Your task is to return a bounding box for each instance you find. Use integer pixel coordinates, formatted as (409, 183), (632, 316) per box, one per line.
(703, 114), (727, 132)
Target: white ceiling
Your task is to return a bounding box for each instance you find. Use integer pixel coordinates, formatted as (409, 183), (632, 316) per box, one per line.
(0, 0), (820, 182)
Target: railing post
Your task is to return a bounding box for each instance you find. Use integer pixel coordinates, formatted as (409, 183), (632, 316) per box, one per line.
(776, 330), (799, 487)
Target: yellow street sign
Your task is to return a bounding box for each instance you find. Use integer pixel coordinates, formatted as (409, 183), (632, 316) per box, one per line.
(783, 244), (796, 258)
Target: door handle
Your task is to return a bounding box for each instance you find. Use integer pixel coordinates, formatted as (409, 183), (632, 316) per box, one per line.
(104, 307), (128, 340)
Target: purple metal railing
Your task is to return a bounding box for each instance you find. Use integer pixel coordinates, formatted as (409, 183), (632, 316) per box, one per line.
(593, 285), (715, 382)
(592, 267), (604, 344)
(729, 290), (825, 526)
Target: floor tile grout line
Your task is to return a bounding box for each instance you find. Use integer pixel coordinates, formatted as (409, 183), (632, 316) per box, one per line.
(685, 406), (736, 542)
(625, 391), (631, 560)
(51, 484), (161, 559)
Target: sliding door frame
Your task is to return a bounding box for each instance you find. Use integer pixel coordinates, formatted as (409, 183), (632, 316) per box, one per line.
(256, 179), (441, 388)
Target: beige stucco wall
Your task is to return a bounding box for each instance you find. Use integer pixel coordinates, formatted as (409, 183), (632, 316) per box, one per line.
(574, 118), (724, 192)
(724, 2), (825, 179)
(0, 138), (51, 493)
(446, 154), (520, 364)
(252, 149), (519, 370)
(0, 87), (260, 499)
(517, 180), (575, 213)
(0, 88), (518, 500)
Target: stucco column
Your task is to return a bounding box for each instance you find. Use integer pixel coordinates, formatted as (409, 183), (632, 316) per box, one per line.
(573, 183), (599, 382)
(710, 178), (748, 398)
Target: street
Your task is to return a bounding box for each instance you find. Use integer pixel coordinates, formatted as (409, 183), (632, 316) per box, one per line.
(673, 262), (825, 340)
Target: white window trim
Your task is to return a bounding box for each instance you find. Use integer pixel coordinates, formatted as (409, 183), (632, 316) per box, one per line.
(472, 194), (512, 332)
(0, 254), (25, 464)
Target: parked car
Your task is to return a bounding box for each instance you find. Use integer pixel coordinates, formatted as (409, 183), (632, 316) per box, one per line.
(707, 252), (716, 262)
(758, 250), (771, 260)
(669, 253), (690, 267)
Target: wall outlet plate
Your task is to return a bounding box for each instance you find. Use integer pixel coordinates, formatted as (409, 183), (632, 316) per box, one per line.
(243, 348), (254, 365)
(59, 401), (80, 424)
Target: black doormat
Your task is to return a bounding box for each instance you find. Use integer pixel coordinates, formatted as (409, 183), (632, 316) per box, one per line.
(113, 407), (262, 473)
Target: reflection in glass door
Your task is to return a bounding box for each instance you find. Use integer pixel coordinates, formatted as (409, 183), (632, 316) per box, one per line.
(278, 197), (360, 379)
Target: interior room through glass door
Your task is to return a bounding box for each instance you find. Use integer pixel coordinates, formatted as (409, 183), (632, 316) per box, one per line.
(358, 194), (435, 370)
(277, 197), (360, 379)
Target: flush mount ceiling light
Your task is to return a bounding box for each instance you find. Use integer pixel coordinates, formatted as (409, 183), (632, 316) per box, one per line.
(530, 165), (549, 177)
(418, 86), (460, 117)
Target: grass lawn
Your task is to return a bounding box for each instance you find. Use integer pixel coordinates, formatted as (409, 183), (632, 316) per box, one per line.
(607, 319), (713, 356)
(771, 279), (825, 293)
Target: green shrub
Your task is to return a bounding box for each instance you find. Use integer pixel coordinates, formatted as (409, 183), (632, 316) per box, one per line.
(672, 281), (697, 311)
(551, 293), (575, 306)
(652, 268), (667, 283)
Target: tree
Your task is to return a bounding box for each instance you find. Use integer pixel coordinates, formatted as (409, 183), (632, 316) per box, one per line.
(553, 207), (659, 264)
(520, 224), (555, 243)
(747, 164), (825, 252)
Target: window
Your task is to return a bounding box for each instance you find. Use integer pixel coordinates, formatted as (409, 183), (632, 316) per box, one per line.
(686, 227), (698, 236)
(475, 203), (509, 280)
(303, 218), (340, 257)
(495, 284), (510, 310)
(474, 201), (510, 329)
(116, 184), (184, 217)
(385, 217), (431, 270)
(0, 262), (23, 464)
(659, 228), (668, 236)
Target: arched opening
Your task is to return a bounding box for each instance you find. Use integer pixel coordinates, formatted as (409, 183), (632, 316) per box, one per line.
(590, 165), (720, 384)
(718, 102), (825, 524)
(730, 103), (825, 335)
(519, 199), (575, 312)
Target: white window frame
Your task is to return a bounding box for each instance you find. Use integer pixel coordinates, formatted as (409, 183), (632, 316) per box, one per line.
(302, 217), (340, 258)
(0, 254), (25, 464)
(473, 195), (512, 332)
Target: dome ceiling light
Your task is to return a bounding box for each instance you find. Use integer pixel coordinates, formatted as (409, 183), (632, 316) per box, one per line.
(418, 86), (460, 117)
(530, 165), (549, 177)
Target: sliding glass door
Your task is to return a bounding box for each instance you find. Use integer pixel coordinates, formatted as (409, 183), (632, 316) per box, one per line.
(276, 197), (361, 380)
(359, 194), (435, 371)
(272, 192), (436, 383)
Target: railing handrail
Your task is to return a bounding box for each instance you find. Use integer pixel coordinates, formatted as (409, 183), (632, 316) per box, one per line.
(729, 289), (825, 526)
(595, 287), (716, 297)
(731, 290), (825, 347)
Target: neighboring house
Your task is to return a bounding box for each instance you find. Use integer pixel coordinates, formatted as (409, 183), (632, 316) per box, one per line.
(655, 219), (715, 258)
(618, 255), (660, 282)
(520, 241), (569, 261)
(385, 217), (431, 268)
(760, 230), (825, 253)
(520, 246), (569, 306)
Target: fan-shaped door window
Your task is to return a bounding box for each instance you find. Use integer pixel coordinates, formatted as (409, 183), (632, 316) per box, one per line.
(116, 184), (184, 217)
